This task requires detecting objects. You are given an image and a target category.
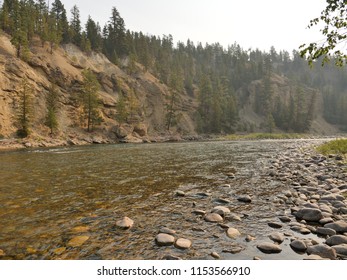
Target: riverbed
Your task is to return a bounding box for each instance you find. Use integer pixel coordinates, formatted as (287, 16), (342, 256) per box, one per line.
(0, 139), (345, 260)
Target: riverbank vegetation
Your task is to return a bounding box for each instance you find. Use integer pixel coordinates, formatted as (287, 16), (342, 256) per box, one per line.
(317, 138), (347, 157)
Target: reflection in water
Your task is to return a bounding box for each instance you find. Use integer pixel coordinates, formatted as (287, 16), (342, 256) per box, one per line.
(0, 140), (322, 259)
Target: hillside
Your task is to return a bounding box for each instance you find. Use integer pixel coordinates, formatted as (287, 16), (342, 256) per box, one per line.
(0, 33), (199, 148)
(0, 33), (341, 149)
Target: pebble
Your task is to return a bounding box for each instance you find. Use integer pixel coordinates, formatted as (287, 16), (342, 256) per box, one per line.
(290, 240), (307, 252)
(319, 217), (334, 225)
(192, 210), (206, 216)
(159, 227), (176, 235)
(245, 235), (256, 242)
(162, 255), (182, 260)
(211, 252), (220, 259)
(237, 195), (252, 203)
(175, 238), (192, 250)
(212, 206), (230, 215)
(268, 222), (282, 229)
(214, 198), (231, 204)
(155, 234), (175, 246)
(307, 244), (337, 260)
(269, 232), (284, 243)
(204, 213), (223, 223)
(116, 217), (134, 229)
(176, 191), (186, 197)
(226, 228), (241, 239)
(278, 216), (291, 223)
(256, 242), (282, 254)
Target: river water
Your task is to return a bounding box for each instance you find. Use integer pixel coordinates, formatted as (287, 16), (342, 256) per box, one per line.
(0, 140), (325, 260)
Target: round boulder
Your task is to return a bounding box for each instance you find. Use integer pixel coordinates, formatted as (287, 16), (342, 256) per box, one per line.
(326, 235), (347, 246)
(226, 228), (241, 239)
(204, 213), (223, 223)
(294, 208), (323, 222)
(324, 221), (347, 233)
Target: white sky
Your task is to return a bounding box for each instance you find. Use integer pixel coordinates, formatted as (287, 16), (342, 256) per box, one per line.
(59, 0), (327, 52)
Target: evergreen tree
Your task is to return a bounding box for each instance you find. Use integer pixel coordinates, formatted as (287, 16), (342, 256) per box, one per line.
(45, 83), (59, 135)
(81, 69), (102, 132)
(69, 5), (81, 46)
(17, 77), (33, 138)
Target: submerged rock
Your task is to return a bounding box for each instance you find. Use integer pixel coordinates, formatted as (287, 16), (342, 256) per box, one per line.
(204, 213), (223, 223)
(226, 228), (241, 239)
(175, 238), (192, 250)
(116, 217), (134, 229)
(67, 236), (89, 247)
(155, 233), (175, 246)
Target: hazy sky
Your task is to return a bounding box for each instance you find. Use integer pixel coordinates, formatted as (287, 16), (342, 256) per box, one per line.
(59, 0), (327, 52)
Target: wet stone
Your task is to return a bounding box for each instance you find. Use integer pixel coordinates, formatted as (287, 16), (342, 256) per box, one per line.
(204, 213), (223, 223)
(155, 234), (175, 246)
(245, 235), (256, 242)
(268, 222), (282, 229)
(256, 242), (282, 254)
(192, 210), (206, 216)
(290, 240), (307, 252)
(212, 206), (230, 215)
(269, 232), (284, 244)
(176, 191), (186, 197)
(214, 198), (231, 204)
(222, 244), (245, 254)
(175, 238), (192, 250)
(226, 228), (241, 239)
(162, 255), (182, 260)
(159, 227), (176, 235)
(116, 217), (134, 229)
(278, 216), (291, 223)
(237, 195), (252, 203)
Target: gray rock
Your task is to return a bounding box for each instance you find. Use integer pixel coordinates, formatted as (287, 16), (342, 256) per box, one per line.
(324, 221), (347, 233)
(326, 235), (347, 246)
(294, 208), (323, 222)
(212, 206), (230, 215)
(116, 217), (134, 229)
(316, 227), (336, 236)
(226, 228), (241, 239)
(332, 244), (347, 257)
(192, 210), (206, 216)
(268, 222), (282, 229)
(256, 242), (282, 254)
(290, 240), (307, 252)
(159, 227), (176, 235)
(155, 233), (175, 246)
(237, 195), (252, 203)
(214, 198), (231, 204)
(175, 191), (186, 197)
(269, 232), (284, 243)
(319, 217), (334, 225)
(204, 213), (223, 223)
(279, 216), (291, 223)
(307, 244), (337, 260)
(175, 238), (192, 250)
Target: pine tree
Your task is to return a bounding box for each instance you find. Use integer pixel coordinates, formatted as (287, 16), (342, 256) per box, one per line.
(17, 77), (33, 138)
(45, 83), (59, 135)
(81, 69), (102, 132)
(69, 5), (81, 46)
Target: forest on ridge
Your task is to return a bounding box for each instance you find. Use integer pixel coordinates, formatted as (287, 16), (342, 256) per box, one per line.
(1, 0), (347, 137)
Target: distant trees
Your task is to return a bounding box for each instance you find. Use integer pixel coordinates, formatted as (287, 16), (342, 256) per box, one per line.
(45, 83), (59, 135)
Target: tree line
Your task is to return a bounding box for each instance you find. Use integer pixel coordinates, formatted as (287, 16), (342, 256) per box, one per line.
(1, 0), (346, 136)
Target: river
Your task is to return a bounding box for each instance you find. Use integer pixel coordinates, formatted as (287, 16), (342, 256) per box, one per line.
(0, 140), (327, 260)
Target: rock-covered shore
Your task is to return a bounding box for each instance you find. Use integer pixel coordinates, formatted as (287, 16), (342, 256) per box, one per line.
(152, 140), (347, 260)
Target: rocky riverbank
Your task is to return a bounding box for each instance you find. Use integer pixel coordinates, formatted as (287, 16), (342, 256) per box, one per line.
(149, 140), (347, 260)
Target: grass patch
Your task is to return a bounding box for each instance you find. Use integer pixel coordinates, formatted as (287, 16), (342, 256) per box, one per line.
(221, 133), (307, 141)
(316, 138), (347, 156)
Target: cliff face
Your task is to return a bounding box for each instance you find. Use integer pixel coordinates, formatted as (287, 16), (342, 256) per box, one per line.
(0, 34), (198, 147)
(0, 34), (340, 149)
